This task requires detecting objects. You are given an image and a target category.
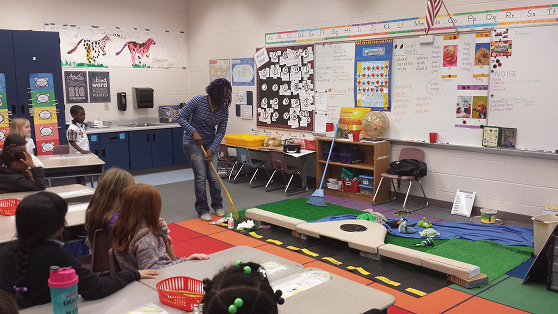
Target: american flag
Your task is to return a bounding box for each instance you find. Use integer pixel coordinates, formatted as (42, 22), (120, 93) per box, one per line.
(425, 0), (443, 34)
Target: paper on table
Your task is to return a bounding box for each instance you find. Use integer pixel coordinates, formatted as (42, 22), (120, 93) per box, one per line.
(57, 189), (94, 198)
(67, 203), (89, 212)
(315, 90), (328, 112)
(121, 303), (167, 314)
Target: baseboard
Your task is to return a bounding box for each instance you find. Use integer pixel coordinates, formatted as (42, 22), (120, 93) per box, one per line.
(394, 192), (533, 225)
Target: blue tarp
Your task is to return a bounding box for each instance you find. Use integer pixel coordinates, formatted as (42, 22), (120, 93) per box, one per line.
(309, 215), (534, 247)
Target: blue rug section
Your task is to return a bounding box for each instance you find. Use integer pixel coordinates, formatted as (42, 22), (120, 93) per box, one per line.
(309, 216), (535, 247)
(507, 256), (536, 279)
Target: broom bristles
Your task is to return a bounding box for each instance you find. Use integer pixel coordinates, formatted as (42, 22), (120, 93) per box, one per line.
(307, 189), (327, 207)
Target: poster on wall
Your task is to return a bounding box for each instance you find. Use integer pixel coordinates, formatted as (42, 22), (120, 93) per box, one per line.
(209, 59), (231, 82)
(231, 58), (255, 86)
(88, 72), (111, 103)
(354, 39), (393, 110)
(0, 73), (6, 110)
(64, 71), (88, 103)
(256, 44), (314, 131)
(455, 86), (488, 128)
(45, 25), (188, 68)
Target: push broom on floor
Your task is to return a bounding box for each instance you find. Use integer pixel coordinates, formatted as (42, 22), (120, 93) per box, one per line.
(200, 144), (239, 220)
(307, 118), (340, 207)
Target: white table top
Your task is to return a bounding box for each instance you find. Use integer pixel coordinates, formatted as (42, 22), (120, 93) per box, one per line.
(140, 245), (304, 290)
(38, 154), (104, 169)
(0, 184), (95, 201)
(19, 281), (184, 314)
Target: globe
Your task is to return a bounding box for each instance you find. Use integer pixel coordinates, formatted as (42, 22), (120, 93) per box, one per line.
(362, 111), (389, 140)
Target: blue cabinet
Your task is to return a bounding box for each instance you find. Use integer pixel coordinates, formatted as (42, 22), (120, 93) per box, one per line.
(129, 129), (173, 170)
(172, 127), (188, 165)
(89, 132), (129, 171)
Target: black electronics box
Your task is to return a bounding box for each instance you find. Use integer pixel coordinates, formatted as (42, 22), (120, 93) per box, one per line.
(284, 144), (301, 153)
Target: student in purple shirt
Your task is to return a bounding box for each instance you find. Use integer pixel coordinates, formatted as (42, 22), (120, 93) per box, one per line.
(177, 78), (231, 221)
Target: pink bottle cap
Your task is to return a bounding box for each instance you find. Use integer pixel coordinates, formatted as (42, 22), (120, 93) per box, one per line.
(48, 266), (79, 288)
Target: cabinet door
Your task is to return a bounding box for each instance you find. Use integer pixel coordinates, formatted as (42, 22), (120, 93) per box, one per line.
(172, 127), (188, 165)
(129, 130), (152, 170)
(12, 31), (67, 143)
(0, 30), (18, 118)
(88, 134), (101, 156)
(151, 129), (173, 168)
(101, 142), (130, 171)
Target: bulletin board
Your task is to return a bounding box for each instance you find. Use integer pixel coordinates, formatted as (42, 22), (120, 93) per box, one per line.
(256, 44), (314, 131)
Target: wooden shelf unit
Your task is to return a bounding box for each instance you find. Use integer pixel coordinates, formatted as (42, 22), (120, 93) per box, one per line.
(316, 138), (390, 204)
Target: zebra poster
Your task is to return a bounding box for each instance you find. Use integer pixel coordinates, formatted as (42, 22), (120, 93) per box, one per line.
(46, 25), (187, 68)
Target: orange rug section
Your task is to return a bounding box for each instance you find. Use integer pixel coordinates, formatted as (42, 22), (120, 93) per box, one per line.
(176, 216), (228, 235)
(208, 229), (267, 247)
(444, 296), (530, 314)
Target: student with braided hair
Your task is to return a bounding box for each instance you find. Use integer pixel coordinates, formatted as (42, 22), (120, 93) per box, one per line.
(0, 192), (159, 309)
(200, 261), (283, 314)
(0, 144), (47, 193)
(177, 78), (232, 221)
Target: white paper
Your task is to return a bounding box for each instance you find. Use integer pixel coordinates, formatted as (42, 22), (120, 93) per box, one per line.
(67, 203), (89, 212)
(451, 189), (476, 217)
(58, 189), (94, 198)
(315, 111), (327, 133)
(235, 91), (247, 105)
(281, 66), (290, 81)
(241, 104), (252, 119)
(314, 90), (328, 112)
(254, 47), (270, 68)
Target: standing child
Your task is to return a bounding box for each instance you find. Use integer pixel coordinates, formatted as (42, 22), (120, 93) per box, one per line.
(111, 184), (210, 270)
(66, 105), (90, 155)
(9, 118), (35, 155)
(0, 192), (159, 309)
(0, 145), (46, 192)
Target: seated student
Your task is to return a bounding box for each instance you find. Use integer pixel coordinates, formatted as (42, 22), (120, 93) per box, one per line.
(84, 167), (135, 245)
(111, 184), (210, 270)
(0, 145), (46, 193)
(0, 192), (159, 309)
(9, 118), (36, 156)
(3, 133), (43, 168)
(200, 261), (283, 314)
(0, 290), (18, 314)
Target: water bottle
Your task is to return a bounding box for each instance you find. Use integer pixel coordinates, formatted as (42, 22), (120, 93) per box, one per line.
(48, 266), (79, 314)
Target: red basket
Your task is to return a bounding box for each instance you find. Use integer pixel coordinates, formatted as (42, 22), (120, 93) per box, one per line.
(156, 276), (204, 311)
(0, 199), (20, 216)
(342, 179), (360, 193)
(304, 138), (316, 151)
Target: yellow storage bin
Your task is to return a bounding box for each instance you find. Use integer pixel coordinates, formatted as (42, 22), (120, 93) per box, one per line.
(224, 134), (267, 147)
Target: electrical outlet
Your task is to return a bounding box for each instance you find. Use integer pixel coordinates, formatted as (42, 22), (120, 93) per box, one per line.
(104, 103), (109, 111)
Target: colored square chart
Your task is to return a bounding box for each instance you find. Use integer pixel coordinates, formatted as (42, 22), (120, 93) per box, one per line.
(34, 122), (59, 141)
(36, 139), (59, 155)
(30, 90), (56, 107)
(33, 106), (58, 124)
(0, 109), (8, 127)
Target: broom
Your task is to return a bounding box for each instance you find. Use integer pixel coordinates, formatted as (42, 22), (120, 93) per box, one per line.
(200, 145), (239, 220)
(307, 118), (340, 207)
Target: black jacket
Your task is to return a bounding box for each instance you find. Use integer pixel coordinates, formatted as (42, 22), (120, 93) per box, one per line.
(0, 240), (140, 308)
(0, 166), (47, 193)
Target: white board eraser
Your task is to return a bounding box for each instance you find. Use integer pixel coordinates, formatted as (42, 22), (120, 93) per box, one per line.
(419, 35), (434, 44)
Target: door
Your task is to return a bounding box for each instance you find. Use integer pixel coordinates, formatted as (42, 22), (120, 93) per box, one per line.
(0, 30), (17, 123)
(12, 30), (67, 144)
(172, 127), (188, 165)
(129, 130), (152, 170)
(151, 128), (173, 168)
(101, 142), (130, 171)
(88, 134), (101, 156)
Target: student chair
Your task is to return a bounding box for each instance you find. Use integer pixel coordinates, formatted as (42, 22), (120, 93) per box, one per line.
(108, 248), (122, 275)
(52, 144), (70, 154)
(217, 143), (237, 179)
(265, 150), (308, 195)
(77, 229), (111, 276)
(232, 146), (270, 187)
(372, 147), (429, 213)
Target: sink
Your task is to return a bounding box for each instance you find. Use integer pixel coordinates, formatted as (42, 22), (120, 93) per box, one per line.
(117, 123), (164, 128)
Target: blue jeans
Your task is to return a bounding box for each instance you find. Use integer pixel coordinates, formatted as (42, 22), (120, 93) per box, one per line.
(183, 143), (223, 216)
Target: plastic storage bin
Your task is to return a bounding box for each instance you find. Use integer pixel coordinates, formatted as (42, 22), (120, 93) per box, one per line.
(359, 184), (374, 195)
(304, 138), (316, 151)
(156, 276), (204, 311)
(322, 151), (340, 162)
(342, 179), (360, 193)
(0, 199), (20, 216)
(224, 134), (267, 147)
(359, 174), (374, 187)
(532, 214), (558, 256)
(326, 181), (342, 190)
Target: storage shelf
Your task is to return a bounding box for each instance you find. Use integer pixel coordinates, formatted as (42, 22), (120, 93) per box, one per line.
(323, 188), (375, 203)
(318, 160), (375, 171)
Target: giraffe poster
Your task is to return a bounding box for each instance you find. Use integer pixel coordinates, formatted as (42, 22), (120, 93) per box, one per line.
(45, 25), (187, 68)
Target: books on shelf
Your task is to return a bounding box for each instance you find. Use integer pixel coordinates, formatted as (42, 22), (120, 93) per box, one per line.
(499, 127), (517, 148)
(481, 126), (516, 148)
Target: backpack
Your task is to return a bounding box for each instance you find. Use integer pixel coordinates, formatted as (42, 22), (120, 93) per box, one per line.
(386, 159), (427, 188)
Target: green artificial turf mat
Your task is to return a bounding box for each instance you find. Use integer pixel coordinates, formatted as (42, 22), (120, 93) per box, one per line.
(253, 197), (363, 221)
(426, 239), (532, 282)
(384, 234), (450, 252)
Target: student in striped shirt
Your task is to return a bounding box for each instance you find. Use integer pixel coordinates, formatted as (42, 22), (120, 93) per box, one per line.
(177, 78), (232, 221)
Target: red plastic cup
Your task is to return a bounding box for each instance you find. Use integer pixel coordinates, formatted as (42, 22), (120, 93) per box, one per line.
(429, 132), (438, 143)
(352, 131), (360, 142)
(326, 123), (334, 132)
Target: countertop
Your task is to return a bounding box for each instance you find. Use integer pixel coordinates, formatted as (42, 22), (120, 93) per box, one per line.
(84, 120), (181, 134)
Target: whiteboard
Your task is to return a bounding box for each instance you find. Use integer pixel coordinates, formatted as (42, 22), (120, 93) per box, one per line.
(314, 43), (355, 124)
(489, 24), (558, 151)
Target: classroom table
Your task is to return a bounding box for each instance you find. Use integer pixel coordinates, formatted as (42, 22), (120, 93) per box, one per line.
(140, 245), (304, 290)
(19, 281), (184, 314)
(0, 184), (95, 202)
(38, 154), (105, 187)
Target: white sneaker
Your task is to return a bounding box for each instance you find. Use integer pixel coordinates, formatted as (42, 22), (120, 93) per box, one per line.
(215, 209), (225, 217)
(199, 213), (212, 221)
